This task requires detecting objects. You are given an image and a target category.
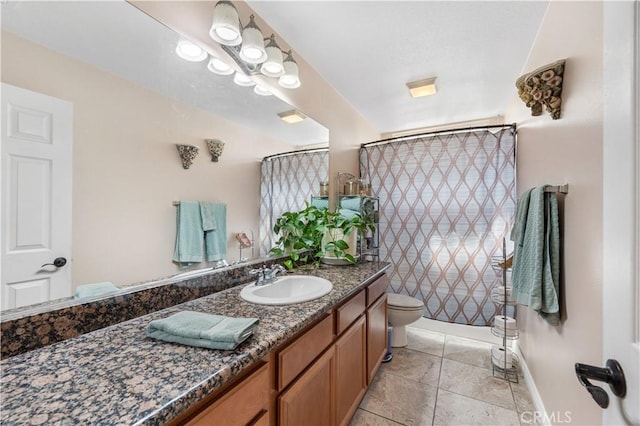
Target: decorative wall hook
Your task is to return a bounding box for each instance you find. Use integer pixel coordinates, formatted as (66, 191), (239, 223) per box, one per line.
(516, 59), (565, 120)
(205, 139), (225, 162)
(176, 144), (199, 169)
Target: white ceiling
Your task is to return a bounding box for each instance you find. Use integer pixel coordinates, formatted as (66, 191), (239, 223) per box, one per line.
(0, 0), (329, 147)
(2, 1), (549, 143)
(248, 0), (549, 134)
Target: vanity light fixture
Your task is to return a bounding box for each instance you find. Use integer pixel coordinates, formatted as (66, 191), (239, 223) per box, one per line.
(175, 39), (208, 62)
(278, 109), (306, 124)
(207, 56), (234, 75)
(233, 71), (255, 87)
(253, 85), (272, 96)
(239, 15), (267, 64)
(407, 76), (438, 98)
(209, 0), (242, 46)
(278, 50), (301, 89)
(208, 1), (301, 89)
(261, 35), (284, 77)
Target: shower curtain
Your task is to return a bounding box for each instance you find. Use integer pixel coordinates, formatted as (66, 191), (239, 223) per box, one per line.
(259, 149), (329, 256)
(360, 126), (516, 325)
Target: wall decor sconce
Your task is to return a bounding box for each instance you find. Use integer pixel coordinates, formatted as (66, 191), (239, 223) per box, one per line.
(205, 139), (225, 162)
(176, 144), (199, 169)
(516, 59), (566, 120)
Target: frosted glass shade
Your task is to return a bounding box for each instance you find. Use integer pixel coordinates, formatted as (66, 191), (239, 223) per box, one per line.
(239, 15), (267, 64)
(207, 56), (234, 75)
(278, 52), (301, 89)
(175, 39), (207, 62)
(260, 36), (284, 77)
(209, 1), (242, 46)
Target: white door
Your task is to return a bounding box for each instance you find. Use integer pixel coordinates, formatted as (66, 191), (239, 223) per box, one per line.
(602, 2), (639, 424)
(1, 83), (73, 310)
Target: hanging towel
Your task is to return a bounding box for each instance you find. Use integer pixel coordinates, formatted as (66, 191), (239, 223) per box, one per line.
(204, 203), (227, 262)
(146, 311), (258, 350)
(510, 186), (560, 325)
(173, 201), (204, 265)
(75, 282), (119, 299)
(199, 201), (218, 231)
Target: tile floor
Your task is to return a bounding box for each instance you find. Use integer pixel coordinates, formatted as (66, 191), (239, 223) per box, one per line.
(350, 326), (536, 426)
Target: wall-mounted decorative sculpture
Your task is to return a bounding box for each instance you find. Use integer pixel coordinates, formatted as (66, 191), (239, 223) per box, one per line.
(205, 139), (225, 162)
(516, 59), (565, 120)
(176, 144), (199, 169)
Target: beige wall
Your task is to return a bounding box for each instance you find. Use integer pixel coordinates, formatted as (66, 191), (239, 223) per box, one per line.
(2, 31), (293, 288)
(504, 2), (603, 424)
(130, 1), (380, 209)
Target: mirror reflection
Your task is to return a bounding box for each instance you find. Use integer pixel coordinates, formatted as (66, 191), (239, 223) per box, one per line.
(0, 0), (329, 314)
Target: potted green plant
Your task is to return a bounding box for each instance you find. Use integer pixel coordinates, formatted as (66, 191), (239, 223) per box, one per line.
(270, 203), (374, 269)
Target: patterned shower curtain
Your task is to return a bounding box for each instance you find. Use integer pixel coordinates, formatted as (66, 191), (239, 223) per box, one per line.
(259, 149), (329, 256)
(360, 127), (516, 325)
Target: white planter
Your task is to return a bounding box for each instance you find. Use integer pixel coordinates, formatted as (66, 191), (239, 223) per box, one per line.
(320, 228), (358, 265)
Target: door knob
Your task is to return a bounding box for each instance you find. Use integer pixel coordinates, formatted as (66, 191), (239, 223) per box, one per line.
(575, 359), (626, 408)
(41, 257), (67, 268)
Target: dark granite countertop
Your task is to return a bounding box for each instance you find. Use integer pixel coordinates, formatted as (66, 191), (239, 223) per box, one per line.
(0, 261), (390, 425)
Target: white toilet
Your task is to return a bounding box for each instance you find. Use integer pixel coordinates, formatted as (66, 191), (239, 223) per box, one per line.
(387, 293), (425, 347)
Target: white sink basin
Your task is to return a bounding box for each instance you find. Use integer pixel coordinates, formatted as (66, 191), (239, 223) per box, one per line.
(240, 275), (333, 305)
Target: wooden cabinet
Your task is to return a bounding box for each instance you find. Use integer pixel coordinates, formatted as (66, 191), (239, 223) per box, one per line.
(366, 294), (387, 384)
(277, 313), (333, 391)
(176, 273), (390, 426)
(278, 347), (335, 426)
(335, 315), (367, 426)
(178, 362), (270, 426)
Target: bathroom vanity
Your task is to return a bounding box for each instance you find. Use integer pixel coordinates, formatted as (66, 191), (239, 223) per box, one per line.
(0, 262), (389, 425)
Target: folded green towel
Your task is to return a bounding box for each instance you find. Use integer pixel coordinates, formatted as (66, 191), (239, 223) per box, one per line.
(146, 311), (258, 350)
(339, 196), (361, 211)
(75, 282), (119, 299)
(310, 197), (329, 210)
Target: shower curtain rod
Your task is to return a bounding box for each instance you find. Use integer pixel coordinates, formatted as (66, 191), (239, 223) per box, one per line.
(262, 146), (328, 162)
(360, 123), (517, 148)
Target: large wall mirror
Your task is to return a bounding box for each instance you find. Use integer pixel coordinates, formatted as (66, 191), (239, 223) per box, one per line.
(0, 1), (329, 314)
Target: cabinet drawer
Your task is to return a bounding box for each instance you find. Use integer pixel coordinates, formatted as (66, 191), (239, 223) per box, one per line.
(184, 362), (269, 426)
(278, 313), (333, 391)
(336, 290), (366, 335)
(366, 274), (390, 307)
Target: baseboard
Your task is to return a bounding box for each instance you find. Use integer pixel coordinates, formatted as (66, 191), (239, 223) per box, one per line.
(513, 340), (550, 426)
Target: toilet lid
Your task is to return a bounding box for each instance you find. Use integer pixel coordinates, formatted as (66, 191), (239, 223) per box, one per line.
(387, 293), (424, 310)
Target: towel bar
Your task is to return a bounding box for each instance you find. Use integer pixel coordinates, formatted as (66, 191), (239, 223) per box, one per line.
(544, 184), (569, 194)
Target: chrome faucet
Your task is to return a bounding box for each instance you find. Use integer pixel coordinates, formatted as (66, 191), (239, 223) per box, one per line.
(250, 264), (286, 285)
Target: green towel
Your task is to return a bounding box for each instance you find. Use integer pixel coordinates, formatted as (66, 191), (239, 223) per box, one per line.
(338, 208), (361, 221)
(147, 311), (259, 350)
(75, 282), (119, 299)
(199, 202), (218, 231)
(511, 186), (560, 325)
(204, 203), (227, 262)
(310, 197), (329, 210)
(339, 196), (361, 211)
(173, 201), (204, 265)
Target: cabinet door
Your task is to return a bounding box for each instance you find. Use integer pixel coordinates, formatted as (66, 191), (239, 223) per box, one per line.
(279, 347), (335, 426)
(183, 363), (269, 426)
(367, 295), (387, 384)
(335, 315), (367, 426)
